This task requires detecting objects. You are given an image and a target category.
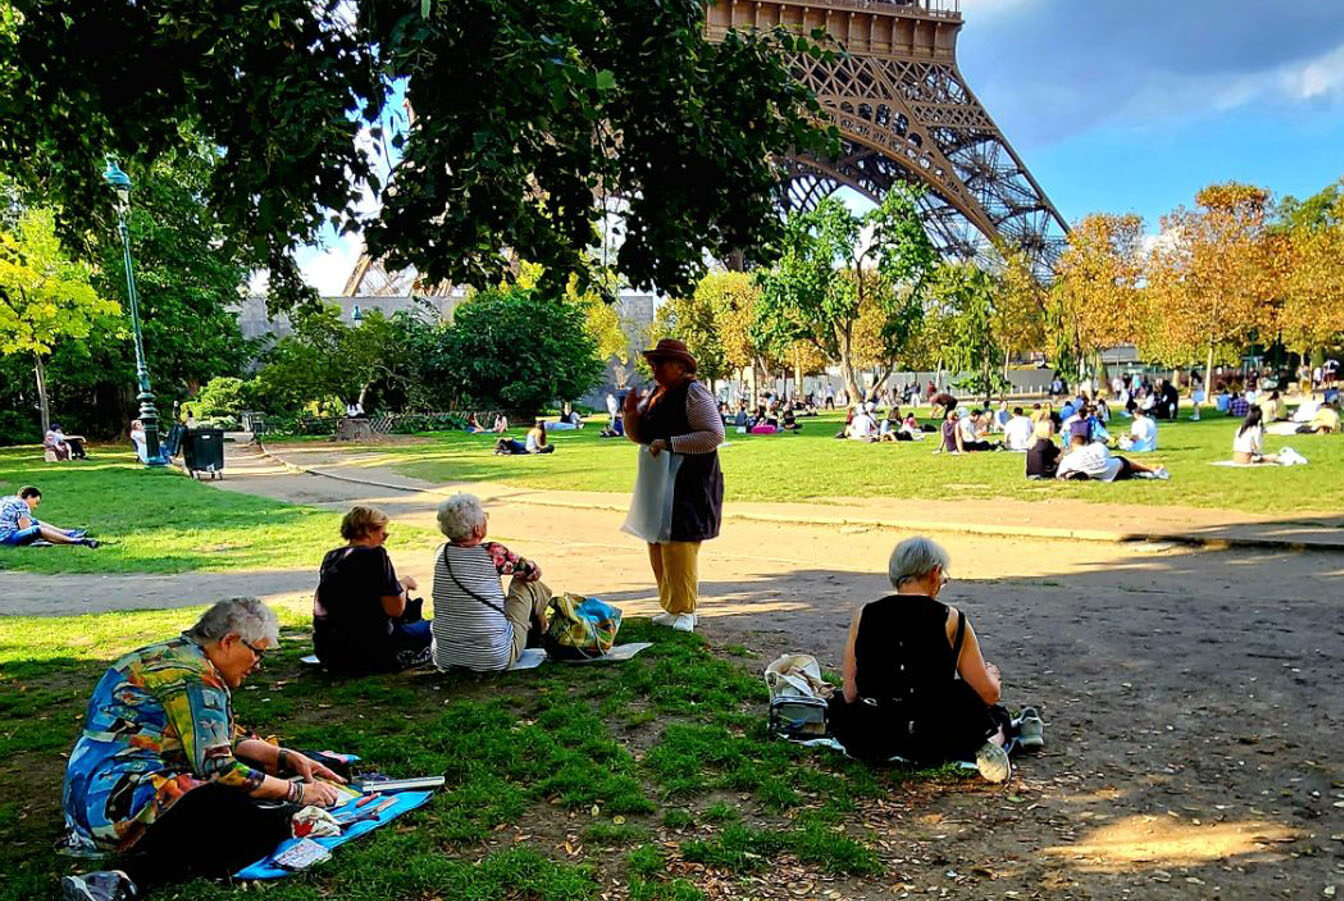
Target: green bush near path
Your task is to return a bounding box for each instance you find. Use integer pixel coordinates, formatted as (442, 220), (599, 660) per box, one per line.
(364, 410), (1344, 514)
(0, 447), (437, 575)
(0, 608), (956, 901)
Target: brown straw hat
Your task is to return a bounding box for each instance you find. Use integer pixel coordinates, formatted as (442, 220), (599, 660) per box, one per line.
(642, 338), (697, 373)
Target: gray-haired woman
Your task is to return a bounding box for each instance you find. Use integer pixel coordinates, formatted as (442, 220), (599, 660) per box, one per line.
(61, 598), (345, 901)
(827, 536), (1041, 782)
(430, 493), (552, 672)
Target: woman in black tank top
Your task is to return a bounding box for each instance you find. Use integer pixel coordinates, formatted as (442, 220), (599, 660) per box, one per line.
(828, 536), (1017, 781)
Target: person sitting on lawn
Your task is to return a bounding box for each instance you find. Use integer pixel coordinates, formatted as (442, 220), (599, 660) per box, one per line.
(844, 405), (878, 442)
(938, 410), (965, 454)
(1231, 407), (1306, 464)
(827, 536), (1041, 782)
(129, 419), (148, 463)
(491, 413), (509, 434)
(465, 413), (484, 433)
(1300, 399), (1340, 434)
(43, 426), (71, 461)
(957, 410), (999, 452)
(312, 505), (431, 674)
(1025, 419), (1060, 479)
(1228, 391), (1250, 419)
(1056, 433), (1168, 481)
(526, 420), (556, 454)
(780, 406), (802, 432)
(50, 423), (88, 460)
(1259, 390), (1289, 423)
(59, 598), (345, 901)
(599, 413), (625, 438)
(1119, 407), (1158, 452)
(0, 485), (97, 547)
(430, 493), (552, 672)
(1003, 407), (1034, 452)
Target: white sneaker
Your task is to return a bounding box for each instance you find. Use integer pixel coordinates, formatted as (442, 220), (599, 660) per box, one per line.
(1154, 466), (1170, 480)
(670, 614), (696, 632)
(651, 613), (676, 626)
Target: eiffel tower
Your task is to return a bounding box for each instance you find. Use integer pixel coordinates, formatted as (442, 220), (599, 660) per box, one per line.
(706, 0), (1068, 272)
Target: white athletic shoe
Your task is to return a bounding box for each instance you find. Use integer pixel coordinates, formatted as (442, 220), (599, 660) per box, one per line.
(1154, 466), (1171, 480)
(670, 614), (696, 632)
(651, 613), (677, 626)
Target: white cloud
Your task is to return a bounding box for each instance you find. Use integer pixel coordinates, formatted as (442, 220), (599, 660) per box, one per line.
(1282, 42), (1344, 100)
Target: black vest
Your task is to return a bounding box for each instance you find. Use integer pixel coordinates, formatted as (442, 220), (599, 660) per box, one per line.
(642, 379), (724, 542)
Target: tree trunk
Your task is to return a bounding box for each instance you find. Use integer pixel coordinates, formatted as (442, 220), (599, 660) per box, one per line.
(34, 353), (51, 435)
(1204, 343), (1216, 411)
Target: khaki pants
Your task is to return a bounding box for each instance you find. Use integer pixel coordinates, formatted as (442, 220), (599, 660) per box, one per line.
(647, 541), (700, 615)
(506, 577), (553, 663)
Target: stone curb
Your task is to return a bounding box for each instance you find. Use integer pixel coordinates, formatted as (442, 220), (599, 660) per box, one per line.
(250, 442), (1344, 554)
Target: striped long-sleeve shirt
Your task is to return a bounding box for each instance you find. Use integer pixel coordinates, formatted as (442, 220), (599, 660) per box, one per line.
(640, 380), (725, 454)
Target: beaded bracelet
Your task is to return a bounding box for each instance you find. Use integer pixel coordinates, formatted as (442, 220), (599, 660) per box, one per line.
(287, 781), (303, 804)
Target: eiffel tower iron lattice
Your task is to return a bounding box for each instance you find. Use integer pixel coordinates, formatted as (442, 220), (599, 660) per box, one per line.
(705, 0), (1069, 275)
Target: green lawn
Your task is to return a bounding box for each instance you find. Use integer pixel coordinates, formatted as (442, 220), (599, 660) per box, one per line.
(0, 605), (954, 901)
(0, 447), (437, 575)
(357, 410), (1344, 514)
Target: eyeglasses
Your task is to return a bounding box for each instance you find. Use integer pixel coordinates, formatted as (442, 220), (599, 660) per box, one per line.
(241, 638), (268, 663)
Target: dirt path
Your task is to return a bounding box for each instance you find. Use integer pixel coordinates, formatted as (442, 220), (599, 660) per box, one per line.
(9, 443), (1342, 898)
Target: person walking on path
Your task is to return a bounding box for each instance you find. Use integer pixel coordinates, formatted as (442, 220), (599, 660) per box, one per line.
(622, 339), (725, 633)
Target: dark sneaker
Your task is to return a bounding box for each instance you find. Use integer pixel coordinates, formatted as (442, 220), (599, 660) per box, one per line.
(61, 870), (136, 901)
(1016, 707), (1045, 749)
(81, 539), (101, 549)
(975, 741), (1011, 783)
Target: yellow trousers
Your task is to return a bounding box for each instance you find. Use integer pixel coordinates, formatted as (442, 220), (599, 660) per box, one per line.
(647, 540), (701, 614)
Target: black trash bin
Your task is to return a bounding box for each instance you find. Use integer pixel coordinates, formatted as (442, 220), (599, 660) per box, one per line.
(181, 428), (225, 479)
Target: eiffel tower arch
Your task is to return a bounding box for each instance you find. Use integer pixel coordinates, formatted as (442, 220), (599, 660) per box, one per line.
(706, 0), (1068, 273)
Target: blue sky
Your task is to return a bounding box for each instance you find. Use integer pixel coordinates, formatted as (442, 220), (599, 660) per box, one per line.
(957, 0), (1344, 227)
(296, 0), (1344, 294)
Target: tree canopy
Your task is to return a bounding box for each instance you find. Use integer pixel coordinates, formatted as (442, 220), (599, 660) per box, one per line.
(0, 0), (833, 306)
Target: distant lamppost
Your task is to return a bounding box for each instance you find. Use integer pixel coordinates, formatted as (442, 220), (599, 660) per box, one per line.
(103, 158), (167, 466)
(350, 304), (364, 328)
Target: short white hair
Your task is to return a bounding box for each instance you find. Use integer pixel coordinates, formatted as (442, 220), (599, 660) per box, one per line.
(185, 597), (280, 646)
(437, 493), (487, 541)
(888, 536), (950, 588)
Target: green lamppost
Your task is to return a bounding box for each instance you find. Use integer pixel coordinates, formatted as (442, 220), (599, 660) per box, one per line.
(103, 158), (167, 466)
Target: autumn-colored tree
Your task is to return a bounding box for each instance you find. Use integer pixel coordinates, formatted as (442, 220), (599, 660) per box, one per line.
(754, 188), (937, 403)
(993, 245), (1049, 375)
(1049, 213), (1145, 383)
(651, 291), (731, 385)
(1279, 190), (1344, 363)
(1144, 184), (1279, 392)
(0, 208), (120, 432)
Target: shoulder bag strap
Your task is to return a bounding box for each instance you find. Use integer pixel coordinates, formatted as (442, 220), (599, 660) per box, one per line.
(441, 545), (507, 616)
(950, 609), (967, 678)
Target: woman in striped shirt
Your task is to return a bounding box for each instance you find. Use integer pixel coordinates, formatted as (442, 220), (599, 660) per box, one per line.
(430, 494), (552, 672)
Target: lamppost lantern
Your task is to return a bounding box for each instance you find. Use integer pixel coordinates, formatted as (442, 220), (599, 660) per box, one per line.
(103, 156), (167, 467)
(103, 157), (132, 209)
(351, 304), (364, 328)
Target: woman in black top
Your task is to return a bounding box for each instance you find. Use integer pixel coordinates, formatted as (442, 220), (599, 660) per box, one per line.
(828, 536), (1030, 782)
(1025, 419), (1061, 479)
(312, 506), (431, 674)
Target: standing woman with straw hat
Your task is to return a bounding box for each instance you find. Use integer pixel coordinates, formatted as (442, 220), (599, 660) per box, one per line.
(623, 339), (725, 632)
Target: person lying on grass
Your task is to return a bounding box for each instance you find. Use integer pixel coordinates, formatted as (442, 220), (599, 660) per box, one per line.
(827, 536), (1043, 783)
(1056, 433), (1169, 481)
(0, 485), (98, 548)
(60, 598), (345, 901)
(1025, 419), (1061, 479)
(312, 505), (431, 675)
(431, 493), (552, 672)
